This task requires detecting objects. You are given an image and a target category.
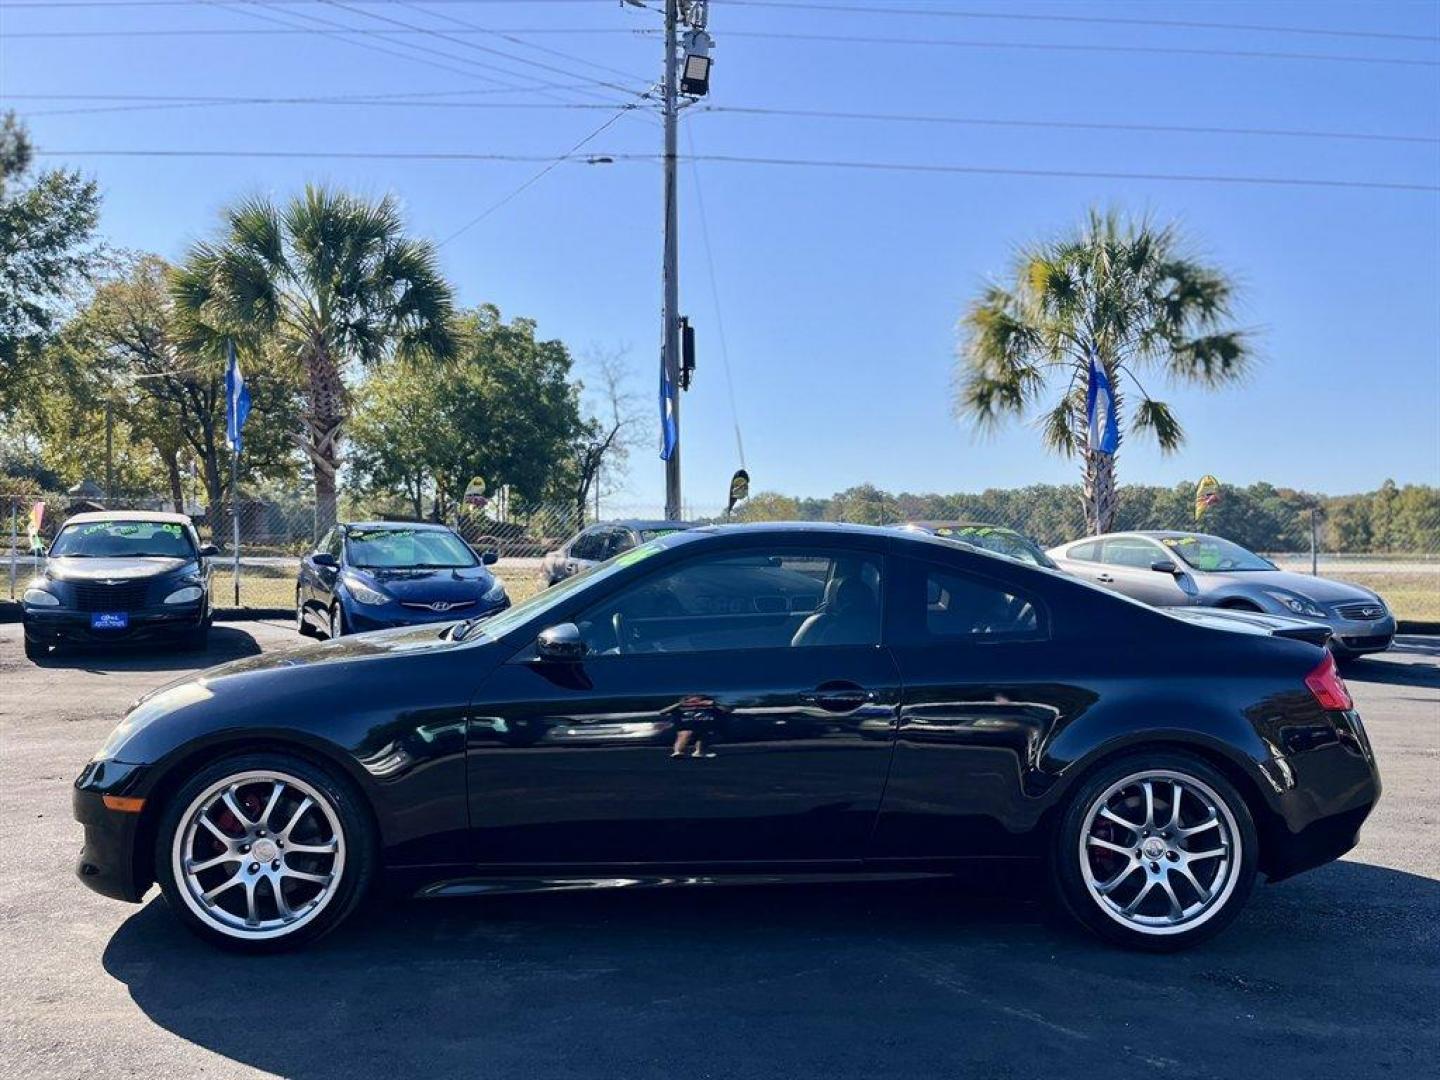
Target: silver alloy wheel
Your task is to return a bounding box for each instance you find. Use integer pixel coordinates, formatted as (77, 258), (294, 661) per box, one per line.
(1078, 769), (1240, 937)
(296, 591), (307, 633)
(329, 606), (342, 639)
(171, 769), (346, 941)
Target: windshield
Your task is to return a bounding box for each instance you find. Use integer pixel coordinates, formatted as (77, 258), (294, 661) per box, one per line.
(1159, 534), (1275, 572)
(639, 526), (687, 541)
(50, 520), (195, 559)
(930, 524), (1056, 568)
(456, 538), (668, 642)
(346, 528), (477, 569)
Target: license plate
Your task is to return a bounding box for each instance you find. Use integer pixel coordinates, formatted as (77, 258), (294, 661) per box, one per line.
(90, 612), (129, 630)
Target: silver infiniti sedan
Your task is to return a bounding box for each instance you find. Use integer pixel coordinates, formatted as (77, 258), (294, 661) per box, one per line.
(1046, 530), (1395, 658)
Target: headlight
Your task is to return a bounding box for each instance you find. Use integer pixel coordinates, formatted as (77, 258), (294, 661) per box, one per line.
(1266, 591), (1326, 619)
(343, 574), (391, 606)
(163, 586), (204, 605)
(23, 586), (60, 607)
(482, 580), (507, 603)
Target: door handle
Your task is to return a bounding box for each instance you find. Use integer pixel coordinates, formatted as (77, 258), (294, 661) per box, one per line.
(1096, 573), (1115, 583)
(801, 686), (876, 712)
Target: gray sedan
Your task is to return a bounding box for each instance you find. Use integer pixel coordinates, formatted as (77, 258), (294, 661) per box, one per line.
(1046, 530), (1395, 658)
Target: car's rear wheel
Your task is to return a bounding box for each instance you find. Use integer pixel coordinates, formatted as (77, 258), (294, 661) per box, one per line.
(154, 753), (375, 952)
(1051, 752), (1257, 952)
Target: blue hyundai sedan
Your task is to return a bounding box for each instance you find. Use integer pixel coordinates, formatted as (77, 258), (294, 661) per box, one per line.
(296, 522), (508, 639)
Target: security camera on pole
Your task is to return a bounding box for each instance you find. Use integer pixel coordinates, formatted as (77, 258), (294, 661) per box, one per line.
(658, 0), (712, 521)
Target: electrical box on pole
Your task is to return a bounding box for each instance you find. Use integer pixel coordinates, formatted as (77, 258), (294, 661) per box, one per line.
(680, 317), (696, 390)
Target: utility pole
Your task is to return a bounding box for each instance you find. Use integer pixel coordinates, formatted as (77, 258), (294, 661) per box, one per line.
(661, 0), (682, 521)
(657, 0), (712, 522)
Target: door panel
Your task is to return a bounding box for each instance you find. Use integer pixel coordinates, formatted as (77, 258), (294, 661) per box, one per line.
(870, 555), (1081, 860)
(466, 647), (901, 865)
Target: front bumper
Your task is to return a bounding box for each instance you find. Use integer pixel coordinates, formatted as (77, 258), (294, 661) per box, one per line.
(345, 596), (509, 634)
(1327, 616), (1396, 655)
(24, 603), (205, 645)
(73, 759), (151, 903)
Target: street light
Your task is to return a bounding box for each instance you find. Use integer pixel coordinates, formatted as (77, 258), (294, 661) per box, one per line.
(680, 29), (712, 96)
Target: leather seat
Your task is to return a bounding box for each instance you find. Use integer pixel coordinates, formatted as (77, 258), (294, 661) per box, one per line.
(791, 575), (879, 647)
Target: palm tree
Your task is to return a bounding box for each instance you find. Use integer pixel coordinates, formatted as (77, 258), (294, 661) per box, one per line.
(171, 186), (455, 534)
(956, 208), (1252, 533)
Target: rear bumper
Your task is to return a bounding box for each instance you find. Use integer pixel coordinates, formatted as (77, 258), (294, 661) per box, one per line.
(1261, 711), (1381, 881)
(24, 604), (205, 645)
(72, 759), (151, 903)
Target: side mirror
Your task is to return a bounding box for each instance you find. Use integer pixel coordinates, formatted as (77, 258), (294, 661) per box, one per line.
(481, 550), (499, 566)
(198, 544), (220, 558)
(536, 622), (586, 662)
(1150, 559), (1180, 575)
(312, 552), (338, 568)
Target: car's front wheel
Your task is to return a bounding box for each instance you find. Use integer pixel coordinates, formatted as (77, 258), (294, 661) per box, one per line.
(154, 753), (375, 952)
(328, 604), (345, 639)
(1052, 751), (1258, 952)
(23, 634), (47, 661)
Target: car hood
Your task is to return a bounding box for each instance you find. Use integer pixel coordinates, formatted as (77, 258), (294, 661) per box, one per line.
(46, 556), (192, 581)
(351, 565), (498, 601)
(1201, 569), (1378, 602)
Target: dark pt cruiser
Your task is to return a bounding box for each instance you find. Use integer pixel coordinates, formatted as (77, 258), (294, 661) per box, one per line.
(73, 524), (1379, 952)
(24, 511), (217, 660)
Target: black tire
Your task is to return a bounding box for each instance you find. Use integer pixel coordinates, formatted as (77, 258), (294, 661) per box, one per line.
(23, 634), (47, 661)
(296, 590), (318, 638)
(153, 751), (376, 953)
(1051, 750), (1258, 952)
(180, 622), (210, 652)
(328, 604), (345, 640)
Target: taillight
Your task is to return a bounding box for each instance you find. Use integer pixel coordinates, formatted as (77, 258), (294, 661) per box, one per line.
(1305, 652), (1353, 711)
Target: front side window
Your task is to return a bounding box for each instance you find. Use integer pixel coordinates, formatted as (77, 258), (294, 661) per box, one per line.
(1159, 534), (1275, 572)
(923, 566), (1042, 641)
(577, 549), (881, 655)
(570, 528), (607, 561)
(601, 529), (636, 560)
(345, 527), (477, 569)
(51, 520), (196, 559)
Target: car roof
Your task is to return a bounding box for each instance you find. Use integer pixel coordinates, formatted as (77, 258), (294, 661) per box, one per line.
(1059, 530), (1218, 544)
(901, 520), (1028, 535)
(342, 520), (456, 532)
(62, 510), (194, 526)
(599, 519), (696, 531)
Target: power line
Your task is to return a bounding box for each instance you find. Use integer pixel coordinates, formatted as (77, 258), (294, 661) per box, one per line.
(722, 30), (1439, 68)
(684, 123), (744, 469)
(437, 91), (652, 246)
(12, 90), (1432, 148)
(724, 1), (1440, 46)
(35, 147), (1440, 193)
(311, 0), (642, 98)
(191, 0), (552, 91)
(12, 21), (1427, 67)
(699, 105), (1440, 147)
(392, 0), (647, 84)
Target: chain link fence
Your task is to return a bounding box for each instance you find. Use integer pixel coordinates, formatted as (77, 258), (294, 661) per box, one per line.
(4, 486), (1436, 620)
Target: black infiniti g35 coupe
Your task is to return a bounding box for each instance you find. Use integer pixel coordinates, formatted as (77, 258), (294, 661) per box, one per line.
(73, 524), (1380, 953)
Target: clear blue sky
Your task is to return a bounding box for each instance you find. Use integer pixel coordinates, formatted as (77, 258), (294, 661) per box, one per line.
(3, 0), (1438, 508)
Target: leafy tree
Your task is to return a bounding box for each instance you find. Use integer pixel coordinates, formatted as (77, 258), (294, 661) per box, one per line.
(956, 208), (1252, 532)
(735, 492), (804, 522)
(348, 305), (584, 519)
(171, 186), (455, 534)
(0, 111), (102, 415)
(43, 255), (300, 531)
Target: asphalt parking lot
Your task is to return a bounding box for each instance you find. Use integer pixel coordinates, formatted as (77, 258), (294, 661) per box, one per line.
(1, 622), (1436, 1080)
